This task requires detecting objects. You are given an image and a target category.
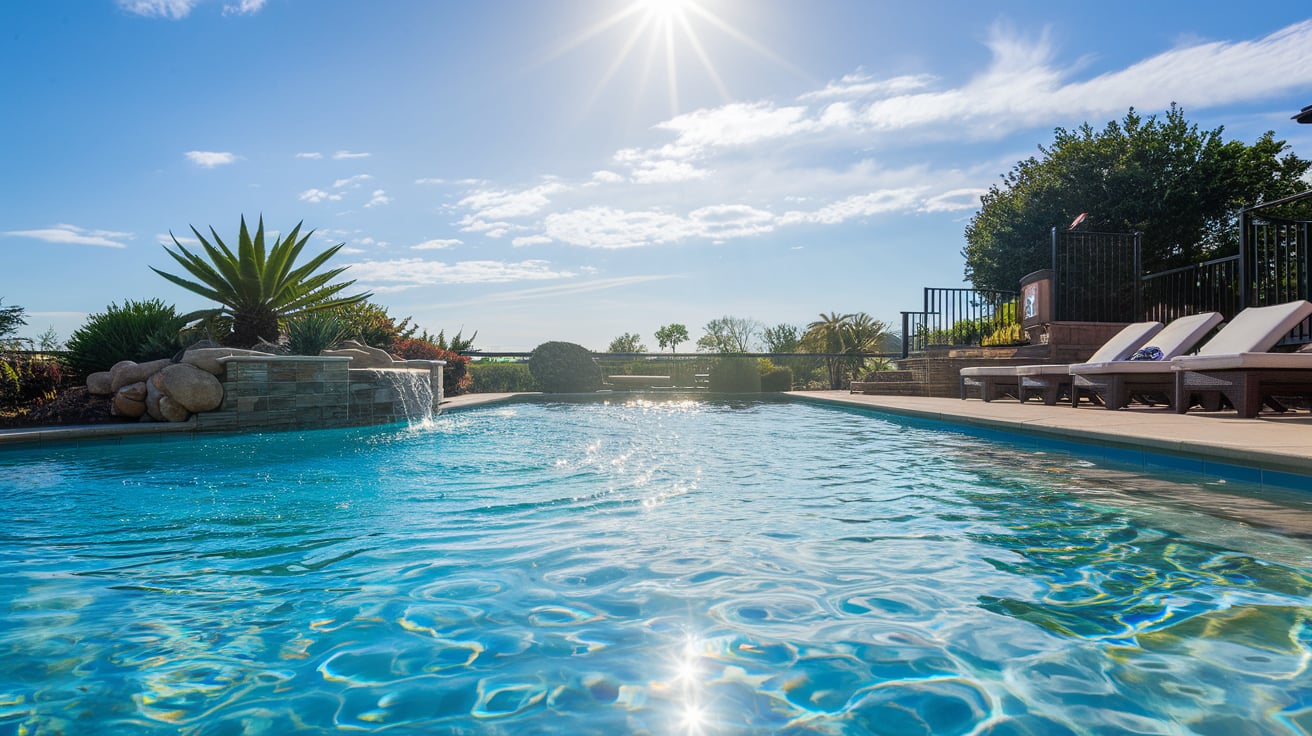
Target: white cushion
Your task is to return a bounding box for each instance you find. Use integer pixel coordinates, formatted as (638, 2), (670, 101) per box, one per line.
(1171, 352), (1312, 371)
(1149, 312), (1224, 357)
(960, 366), (1022, 377)
(1086, 321), (1165, 363)
(1198, 301), (1312, 355)
(1069, 360), (1174, 376)
(1014, 364), (1075, 377)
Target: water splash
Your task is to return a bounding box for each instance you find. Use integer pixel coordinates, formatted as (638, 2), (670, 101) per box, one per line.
(381, 368), (434, 428)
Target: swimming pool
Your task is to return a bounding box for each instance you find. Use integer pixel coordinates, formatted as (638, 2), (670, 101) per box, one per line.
(2, 396), (1311, 734)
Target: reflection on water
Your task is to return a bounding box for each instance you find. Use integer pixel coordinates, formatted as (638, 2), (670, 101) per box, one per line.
(1, 396), (1311, 734)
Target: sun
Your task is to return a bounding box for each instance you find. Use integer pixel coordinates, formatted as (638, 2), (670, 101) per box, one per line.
(546, 0), (799, 117)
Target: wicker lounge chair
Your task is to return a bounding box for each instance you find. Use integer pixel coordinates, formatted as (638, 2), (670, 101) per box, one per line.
(1071, 302), (1311, 410)
(1022, 312), (1222, 406)
(959, 321), (1163, 402)
(1172, 300), (1312, 417)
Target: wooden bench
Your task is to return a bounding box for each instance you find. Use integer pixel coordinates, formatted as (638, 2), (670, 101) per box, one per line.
(606, 375), (673, 388)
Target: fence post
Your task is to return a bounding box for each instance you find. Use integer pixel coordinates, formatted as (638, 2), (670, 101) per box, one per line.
(1133, 231), (1143, 320)
(1050, 227), (1060, 321)
(900, 312), (910, 359)
(1238, 209), (1250, 310)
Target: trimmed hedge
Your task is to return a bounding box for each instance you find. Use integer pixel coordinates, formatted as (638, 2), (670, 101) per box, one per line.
(528, 341), (601, 393)
(469, 362), (540, 393)
(709, 357), (761, 393)
(760, 366), (793, 392)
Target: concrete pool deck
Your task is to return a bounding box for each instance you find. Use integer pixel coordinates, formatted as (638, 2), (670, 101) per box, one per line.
(792, 391), (1312, 484)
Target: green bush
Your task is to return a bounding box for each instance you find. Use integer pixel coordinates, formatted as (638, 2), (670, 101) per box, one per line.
(760, 366), (793, 392)
(394, 338), (470, 396)
(287, 311), (351, 356)
(469, 362), (539, 393)
(528, 341), (601, 393)
(0, 353), (70, 411)
(64, 299), (189, 377)
(709, 357), (761, 393)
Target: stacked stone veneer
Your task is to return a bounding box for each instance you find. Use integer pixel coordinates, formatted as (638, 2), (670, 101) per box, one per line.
(191, 356), (443, 433)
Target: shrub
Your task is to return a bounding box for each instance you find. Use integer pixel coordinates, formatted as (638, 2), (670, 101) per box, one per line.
(64, 299), (189, 377)
(528, 341), (601, 393)
(287, 311), (352, 356)
(0, 353), (70, 411)
(394, 337), (470, 396)
(469, 362), (540, 393)
(760, 366), (793, 392)
(709, 357), (761, 393)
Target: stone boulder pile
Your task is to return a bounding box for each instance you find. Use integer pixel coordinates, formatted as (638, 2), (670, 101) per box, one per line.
(86, 347), (271, 422)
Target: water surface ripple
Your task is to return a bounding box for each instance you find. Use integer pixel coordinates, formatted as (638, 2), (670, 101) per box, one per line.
(2, 396), (1312, 734)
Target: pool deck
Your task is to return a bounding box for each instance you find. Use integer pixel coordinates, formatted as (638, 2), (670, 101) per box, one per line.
(792, 391), (1312, 481)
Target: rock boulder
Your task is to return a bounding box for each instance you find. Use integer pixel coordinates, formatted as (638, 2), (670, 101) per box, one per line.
(86, 371), (113, 395)
(110, 358), (172, 392)
(156, 363), (224, 413)
(111, 392), (147, 418)
(181, 347), (272, 376)
(157, 396), (191, 422)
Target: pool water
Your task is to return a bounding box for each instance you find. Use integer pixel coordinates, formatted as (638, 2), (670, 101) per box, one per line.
(2, 397), (1311, 735)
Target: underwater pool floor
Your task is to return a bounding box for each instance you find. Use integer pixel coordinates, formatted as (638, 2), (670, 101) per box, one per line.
(2, 396), (1311, 734)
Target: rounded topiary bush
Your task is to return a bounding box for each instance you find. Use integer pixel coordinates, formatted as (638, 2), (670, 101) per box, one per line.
(528, 341), (601, 393)
(709, 356), (761, 393)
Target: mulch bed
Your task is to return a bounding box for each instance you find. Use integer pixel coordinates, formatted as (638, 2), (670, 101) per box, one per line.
(0, 388), (121, 429)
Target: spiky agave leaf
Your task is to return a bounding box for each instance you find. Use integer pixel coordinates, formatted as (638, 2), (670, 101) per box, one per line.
(152, 215), (371, 347)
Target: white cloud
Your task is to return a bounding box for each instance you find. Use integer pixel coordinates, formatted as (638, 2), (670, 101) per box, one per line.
(346, 258), (575, 291)
(365, 189), (391, 208)
(457, 181), (570, 221)
(798, 72), (937, 101)
(340, 247), (367, 255)
(222, 0), (265, 14)
(4, 224), (132, 249)
(591, 170), (625, 184)
(333, 174), (373, 188)
(512, 235), (553, 247)
(333, 150), (371, 159)
(155, 233), (198, 245)
(780, 189), (925, 225)
(543, 207), (690, 249)
(299, 188), (343, 203)
(922, 188), (988, 213)
(295, 152), (323, 159)
(631, 160), (712, 184)
(419, 275), (676, 309)
(117, 0), (198, 18)
(411, 238), (462, 250)
(655, 101), (820, 155)
(688, 205), (775, 239)
(415, 178), (445, 185)
(185, 150), (236, 168)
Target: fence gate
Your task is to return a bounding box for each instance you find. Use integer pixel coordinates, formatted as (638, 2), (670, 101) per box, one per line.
(1051, 228), (1141, 323)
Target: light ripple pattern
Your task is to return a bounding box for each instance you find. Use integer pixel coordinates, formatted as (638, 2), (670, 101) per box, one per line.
(1, 395), (1311, 734)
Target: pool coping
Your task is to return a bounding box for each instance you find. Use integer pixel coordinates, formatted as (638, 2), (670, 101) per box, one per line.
(790, 391), (1312, 489)
(0, 392), (532, 449)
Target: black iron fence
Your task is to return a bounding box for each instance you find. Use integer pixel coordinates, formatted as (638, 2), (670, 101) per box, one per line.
(898, 288), (1018, 358)
(1240, 191), (1312, 345)
(1051, 229), (1141, 322)
(1140, 255), (1241, 324)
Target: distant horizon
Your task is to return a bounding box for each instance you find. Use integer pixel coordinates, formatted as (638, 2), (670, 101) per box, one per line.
(4, 1), (1311, 351)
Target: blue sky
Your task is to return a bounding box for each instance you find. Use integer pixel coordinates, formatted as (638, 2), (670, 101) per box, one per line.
(3, 1), (1311, 351)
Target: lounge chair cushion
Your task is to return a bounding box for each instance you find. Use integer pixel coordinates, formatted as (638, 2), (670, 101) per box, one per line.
(1197, 301), (1312, 355)
(959, 366), (1026, 377)
(1148, 312), (1224, 357)
(1085, 321), (1165, 363)
(1069, 360), (1176, 376)
(1171, 352), (1312, 371)
(1014, 364), (1076, 377)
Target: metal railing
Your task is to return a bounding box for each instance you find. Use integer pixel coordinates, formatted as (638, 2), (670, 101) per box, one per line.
(1140, 255), (1240, 324)
(1052, 229), (1141, 322)
(1240, 190), (1312, 345)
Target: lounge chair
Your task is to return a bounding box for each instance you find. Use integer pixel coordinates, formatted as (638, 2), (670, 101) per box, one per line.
(1172, 300), (1312, 418)
(1023, 311), (1222, 406)
(1071, 302), (1311, 410)
(959, 321), (1164, 402)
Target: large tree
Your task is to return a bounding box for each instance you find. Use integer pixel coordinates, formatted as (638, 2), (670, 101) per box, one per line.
(801, 312), (894, 389)
(963, 105), (1311, 291)
(153, 216), (371, 347)
(654, 323), (689, 354)
(696, 316), (762, 353)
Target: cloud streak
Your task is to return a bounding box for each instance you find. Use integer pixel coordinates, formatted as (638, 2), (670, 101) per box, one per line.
(185, 150), (236, 168)
(4, 224), (132, 249)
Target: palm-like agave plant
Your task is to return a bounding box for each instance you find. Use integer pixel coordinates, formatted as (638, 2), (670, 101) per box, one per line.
(152, 216), (370, 347)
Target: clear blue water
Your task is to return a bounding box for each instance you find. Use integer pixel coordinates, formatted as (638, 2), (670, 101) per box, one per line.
(3, 396), (1312, 735)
